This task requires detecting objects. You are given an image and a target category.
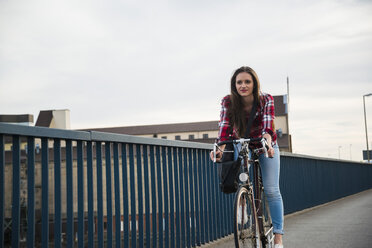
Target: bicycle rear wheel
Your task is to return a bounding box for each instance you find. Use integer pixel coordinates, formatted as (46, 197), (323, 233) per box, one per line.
(260, 189), (274, 248)
(234, 187), (259, 248)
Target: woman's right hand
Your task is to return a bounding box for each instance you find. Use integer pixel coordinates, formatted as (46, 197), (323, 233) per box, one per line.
(209, 144), (226, 162)
(210, 150), (222, 162)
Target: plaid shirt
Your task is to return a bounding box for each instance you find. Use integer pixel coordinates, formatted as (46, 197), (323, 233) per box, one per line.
(217, 93), (277, 147)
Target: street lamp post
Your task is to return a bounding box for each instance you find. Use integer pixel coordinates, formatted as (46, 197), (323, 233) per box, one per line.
(363, 93), (372, 163)
(338, 146), (342, 160)
(350, 144), (352, 160)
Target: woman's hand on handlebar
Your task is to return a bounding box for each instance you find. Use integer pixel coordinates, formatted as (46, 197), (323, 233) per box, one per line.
(210, 144), (226, 162)
(263, 133), (274, 158)
(267, 145), (274, 158)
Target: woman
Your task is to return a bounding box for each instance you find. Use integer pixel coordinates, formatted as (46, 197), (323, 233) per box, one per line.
(210, 66), (284, 247)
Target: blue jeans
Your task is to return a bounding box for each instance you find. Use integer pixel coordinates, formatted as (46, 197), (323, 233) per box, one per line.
(235, 144), (284, 235)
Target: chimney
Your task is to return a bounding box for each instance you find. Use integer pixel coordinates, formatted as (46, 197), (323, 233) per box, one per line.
(50, 109), (71, 129)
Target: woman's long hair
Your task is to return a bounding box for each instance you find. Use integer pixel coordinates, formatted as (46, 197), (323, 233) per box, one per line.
(228, 66), (261, 137)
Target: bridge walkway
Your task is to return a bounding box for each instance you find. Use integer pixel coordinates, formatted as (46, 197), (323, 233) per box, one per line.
(202, 189), (372, 248)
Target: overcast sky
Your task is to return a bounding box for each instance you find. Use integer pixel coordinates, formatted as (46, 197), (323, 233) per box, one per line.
(1, 0), (372, 161)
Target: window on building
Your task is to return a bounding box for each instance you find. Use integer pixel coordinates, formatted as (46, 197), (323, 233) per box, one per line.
(161, 136), (167, 139)
(175, 135), (181, 140)
(203, 133), (209, 139)
(189, 134), (195, 140)
(153, 134), (158, 138)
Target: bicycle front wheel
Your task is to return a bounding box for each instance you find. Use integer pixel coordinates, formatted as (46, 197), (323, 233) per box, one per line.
(234, 187), (259, 248)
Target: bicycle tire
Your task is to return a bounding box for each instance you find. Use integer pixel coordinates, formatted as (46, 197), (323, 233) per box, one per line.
(234, 187), (259, 248)
(260, 189), (274, 248)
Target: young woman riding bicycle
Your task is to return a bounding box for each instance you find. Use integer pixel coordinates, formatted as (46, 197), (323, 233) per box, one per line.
(210, 66), (284, 248)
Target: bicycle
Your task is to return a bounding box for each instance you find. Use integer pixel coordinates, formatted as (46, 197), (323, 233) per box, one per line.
(213, 137), (274, 248)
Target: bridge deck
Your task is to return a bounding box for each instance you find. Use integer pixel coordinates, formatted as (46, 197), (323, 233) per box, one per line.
(202, 188), (372, 248)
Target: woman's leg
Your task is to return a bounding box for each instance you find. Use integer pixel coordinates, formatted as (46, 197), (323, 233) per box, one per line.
(259, 144), (284, 236)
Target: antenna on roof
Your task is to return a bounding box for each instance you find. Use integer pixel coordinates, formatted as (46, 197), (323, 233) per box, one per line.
(287, 76), (290, 110)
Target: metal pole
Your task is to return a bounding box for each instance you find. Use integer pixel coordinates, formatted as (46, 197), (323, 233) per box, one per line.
(349, 144), (352, 160)
(338, 146), (341, 160)
(363, 94), (371, 162)
(287, 76), (291, 152)
(287, 76), (290, 106)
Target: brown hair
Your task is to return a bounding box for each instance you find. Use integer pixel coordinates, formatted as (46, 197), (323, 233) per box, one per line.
(228, 66), (261, 137)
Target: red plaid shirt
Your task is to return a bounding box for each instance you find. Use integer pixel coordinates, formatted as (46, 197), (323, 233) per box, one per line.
(217, 93), (277, 147)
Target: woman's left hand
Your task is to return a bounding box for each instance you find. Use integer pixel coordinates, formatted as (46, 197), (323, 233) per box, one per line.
(263, 133), (274, 158)
(267, 145), (275, 158)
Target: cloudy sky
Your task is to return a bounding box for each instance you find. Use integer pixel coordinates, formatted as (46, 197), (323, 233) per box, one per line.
(1, 0), (371, 161)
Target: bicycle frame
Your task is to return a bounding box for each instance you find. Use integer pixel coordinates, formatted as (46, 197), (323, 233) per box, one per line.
(241, 147), (267, 246)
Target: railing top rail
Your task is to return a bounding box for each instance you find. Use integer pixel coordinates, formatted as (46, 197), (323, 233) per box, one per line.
(0, 123), (213, 149)
(0, 123), (90, 140)
(280, 151), (370, 166)
(90, 131), (212, 149)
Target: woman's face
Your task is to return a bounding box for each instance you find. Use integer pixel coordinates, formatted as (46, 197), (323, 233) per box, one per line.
(235, 72), (254, 97)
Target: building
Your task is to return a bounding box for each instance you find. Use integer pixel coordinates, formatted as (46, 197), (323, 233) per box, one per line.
(82, 95), (292, 152)
(1, 95), (292, 152)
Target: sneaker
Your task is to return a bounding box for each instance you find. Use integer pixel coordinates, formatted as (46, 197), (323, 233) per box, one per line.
(274, 244), (283, 248)
(238, 205), (248, 224)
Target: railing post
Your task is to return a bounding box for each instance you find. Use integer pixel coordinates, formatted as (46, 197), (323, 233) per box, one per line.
(96, 141), (104, 248)
(129, 144), (136, 248)
(0, 135), (5, 248)
(156, 146), (163, 248)
(178, 148), (186, 247)
(162, 146), (169, 248)
(136, 144), (144, 247)
(196, 149), (203, 245)
(41, 138), (49, 248)
(105, 142), (113, 247)
(12, 135), (20, 248)
(66, 140), (74, 247)
(113, 143), (121, 248)
(190, 149), (197, 246)
(54, 139), (61, 248)
(77, 140), (84, 248)
(27, 137), (35, 248)
(184, 148), (191, 248)
(143, 145), (151, 247)
(149, 145), (157, 248)
(174, 147), (181, 248)
(86, 141), (94, 248)
(167, 146), (176, 248)
(206, 150), (214, 242)
(202, 150), (210, 243)
(122, 144), (130, 248)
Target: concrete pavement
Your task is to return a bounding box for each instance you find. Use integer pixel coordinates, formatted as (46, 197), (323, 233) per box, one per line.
(201, 188), (372, 248)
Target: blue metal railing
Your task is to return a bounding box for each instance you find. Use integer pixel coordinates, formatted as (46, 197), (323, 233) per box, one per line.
(0, 123), (219, 247)
(280, 153), (372, 215)
(1, 123), (372, 247)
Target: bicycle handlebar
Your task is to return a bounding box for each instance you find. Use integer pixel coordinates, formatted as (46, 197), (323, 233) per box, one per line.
(213, 137), (269, 163)
(216, 137), (264, 146)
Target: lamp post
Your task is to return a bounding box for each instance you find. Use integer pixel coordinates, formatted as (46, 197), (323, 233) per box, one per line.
(338, 146), (342, 159)
(363, 93), (372, 163)
(350, 144), (352, 160)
